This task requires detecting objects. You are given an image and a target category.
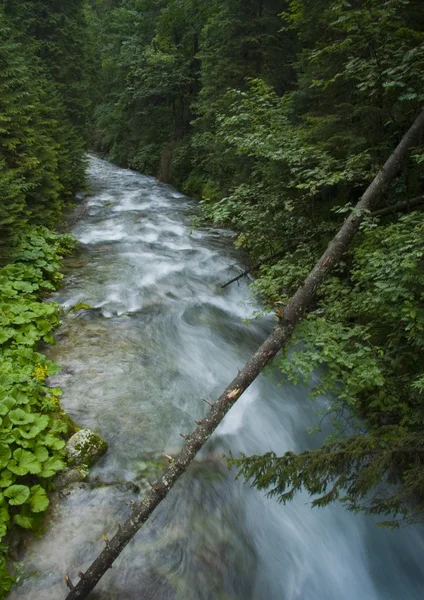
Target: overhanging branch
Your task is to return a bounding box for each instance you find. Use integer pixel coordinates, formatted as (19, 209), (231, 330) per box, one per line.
(370, 194), (424, 217)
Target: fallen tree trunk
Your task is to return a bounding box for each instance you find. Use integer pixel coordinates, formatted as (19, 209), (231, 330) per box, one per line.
(64, 108), (424, 599)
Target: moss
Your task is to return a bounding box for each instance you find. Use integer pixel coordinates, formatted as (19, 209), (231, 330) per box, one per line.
(69, 302), (91, 311)
(66, 429), (108, 468)
(54, 409), (80, 438)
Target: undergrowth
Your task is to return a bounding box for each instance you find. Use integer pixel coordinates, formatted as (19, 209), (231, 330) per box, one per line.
(0, 226), (75, 595)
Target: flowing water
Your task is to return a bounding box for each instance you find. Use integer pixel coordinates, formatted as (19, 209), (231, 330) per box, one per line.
(10, 157), (424, 599)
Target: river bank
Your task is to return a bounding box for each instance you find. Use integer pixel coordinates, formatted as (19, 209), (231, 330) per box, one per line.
(0, 220), (110, 594)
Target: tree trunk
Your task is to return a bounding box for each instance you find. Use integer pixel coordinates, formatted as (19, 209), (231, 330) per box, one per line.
(64, 108), (424, 599)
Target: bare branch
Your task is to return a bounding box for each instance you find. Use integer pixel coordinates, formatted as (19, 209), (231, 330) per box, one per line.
(371, 195), (424, 217)
(221, 249), (286, 288)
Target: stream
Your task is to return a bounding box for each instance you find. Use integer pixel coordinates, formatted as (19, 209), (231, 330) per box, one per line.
(10, 156), (424, 599)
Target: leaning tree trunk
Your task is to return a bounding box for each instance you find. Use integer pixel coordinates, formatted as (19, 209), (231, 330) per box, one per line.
(64, 109), (424, 599)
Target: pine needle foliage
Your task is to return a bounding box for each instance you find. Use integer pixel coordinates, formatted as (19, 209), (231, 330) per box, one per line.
(229, 432), (424, 528)
(0, 6), (87, 245)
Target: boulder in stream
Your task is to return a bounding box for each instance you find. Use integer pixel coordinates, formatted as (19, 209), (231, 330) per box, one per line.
(65, 428), (108, 468)
(53, 429), (108, 493)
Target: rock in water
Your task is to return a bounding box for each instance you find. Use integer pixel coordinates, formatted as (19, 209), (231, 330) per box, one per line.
(55, 466), (89, 491)
(66, 428), (108, 468)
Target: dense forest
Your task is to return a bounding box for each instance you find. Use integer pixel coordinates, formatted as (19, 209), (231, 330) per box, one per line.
(0, 0), (424, 596)
(0, 1), (90, 593)
(87, 0), (424, 523)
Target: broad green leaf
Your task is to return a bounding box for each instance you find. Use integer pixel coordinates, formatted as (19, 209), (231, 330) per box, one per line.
(18, 414), (49, 439)
(29, 485), (49, 513)
(0, 328), (15, 344)
(13, 514), (34, 529)
(4, 485), (30, 505)
(0, 471), (14, 489)
(8, 449), (41, 476)
(50, 420), (68, 435)
(40, 457), (65, 478)
(11, 429), (33, 449)
(0, 397), (15, 416)
(0, 445), (11, 470)
(8, 408), (34, 426)
(34, 445), (49, 463)
(0, 504), (10, 523)
(12, 391), (29, 406)
(43, 433), (65, 448)
(0, 376), (13, 389)
(0, 433), (14, 445)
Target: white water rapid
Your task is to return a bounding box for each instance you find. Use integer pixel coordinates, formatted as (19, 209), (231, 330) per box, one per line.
(10, 156), (424, 600)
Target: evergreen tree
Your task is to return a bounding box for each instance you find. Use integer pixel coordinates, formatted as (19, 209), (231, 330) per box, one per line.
(3, 0), (90, 131)
(3, 0), (91, 190)
(0, 10), (63, 244)
(0, 4), (91, 590)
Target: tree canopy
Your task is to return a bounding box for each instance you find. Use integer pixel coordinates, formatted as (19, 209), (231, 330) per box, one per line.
(87, 0), (424, 526)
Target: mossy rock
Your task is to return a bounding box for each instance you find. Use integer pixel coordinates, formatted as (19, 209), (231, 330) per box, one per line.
(55, 466), (89, 490)
(66, 429), (108, 468)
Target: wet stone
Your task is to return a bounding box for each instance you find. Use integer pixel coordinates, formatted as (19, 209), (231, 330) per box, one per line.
(55, 466), (89, 490)
(59, 482), (90, 498)
(66, 428), (108, 468)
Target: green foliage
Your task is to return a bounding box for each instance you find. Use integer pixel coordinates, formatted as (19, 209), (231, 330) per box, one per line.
(0, 227), (73, 596)
(0, 5), (88, 246)
(0, 544), (14, 595)
(229, 429), (424, 527)
(0, 3), (89, 593)
(89, 0), (424, 525)
(233, 211), (424, 525)
(3, 0), (91, 134)
(88, 0), (292, 180)
(288, 0), (424, 159)
(277, 213), (424, 405)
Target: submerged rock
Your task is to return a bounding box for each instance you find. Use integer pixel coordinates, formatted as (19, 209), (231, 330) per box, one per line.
(66, 429), (108, 468)
(55, 466), (89, 491)
(58, 482), (90, 498)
